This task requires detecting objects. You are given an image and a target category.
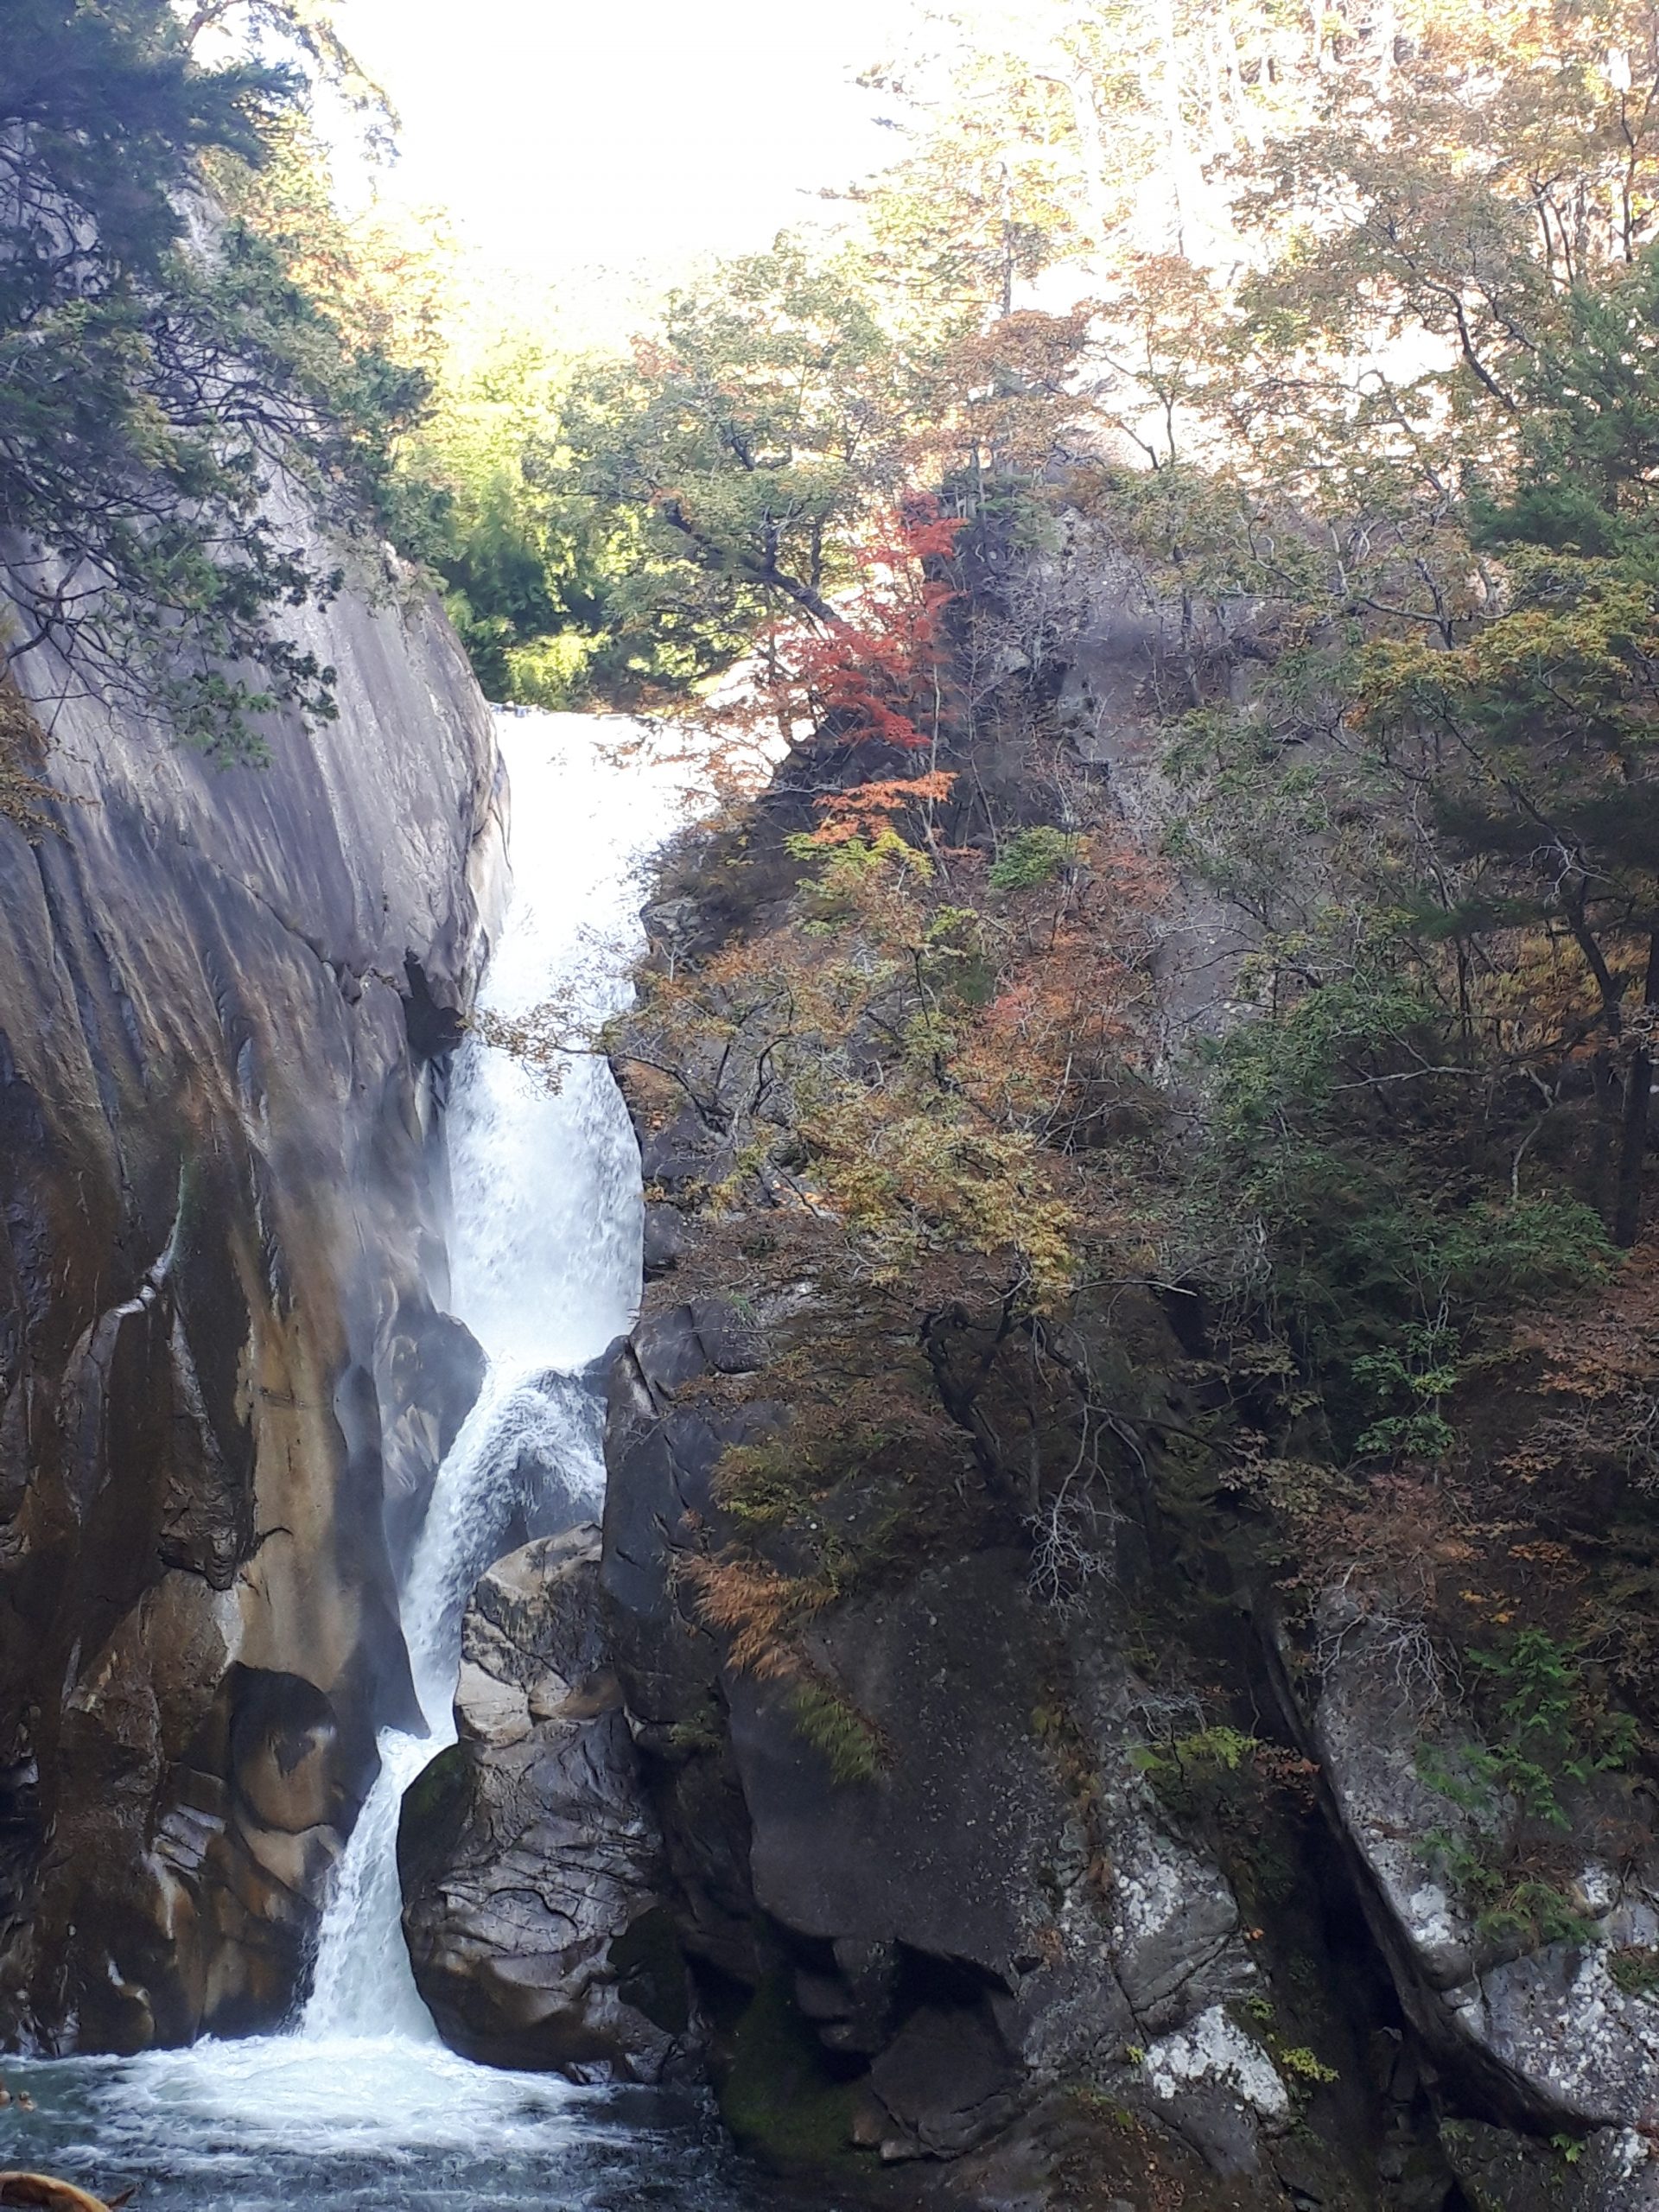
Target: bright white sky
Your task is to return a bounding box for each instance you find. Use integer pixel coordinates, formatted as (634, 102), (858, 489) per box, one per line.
(334, 0), (917, 310)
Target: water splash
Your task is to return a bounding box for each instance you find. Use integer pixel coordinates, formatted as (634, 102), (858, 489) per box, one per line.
(302, 709), (700, 2038)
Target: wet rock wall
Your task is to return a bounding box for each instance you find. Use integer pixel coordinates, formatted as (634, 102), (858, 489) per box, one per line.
(0, 549), (503, 2051)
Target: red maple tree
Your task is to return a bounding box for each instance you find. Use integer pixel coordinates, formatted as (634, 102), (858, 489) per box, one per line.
(762, 502), (964, 753)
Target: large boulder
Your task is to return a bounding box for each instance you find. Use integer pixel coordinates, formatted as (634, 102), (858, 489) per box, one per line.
(0, 534), (503, 2050)
(399, 1525), (702, 2081)
(1306, 1598), (1659, 2138)
(724, 1551), (1272, 2164)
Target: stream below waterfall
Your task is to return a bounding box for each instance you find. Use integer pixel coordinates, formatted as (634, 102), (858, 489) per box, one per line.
(2, 713), (822, 2210)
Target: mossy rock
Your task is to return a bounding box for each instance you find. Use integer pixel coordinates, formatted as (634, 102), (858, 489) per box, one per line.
(718, 1969), (866, 2173)
(1439, 2120), (1592, 2211)
(394, 1741), (470, 1896)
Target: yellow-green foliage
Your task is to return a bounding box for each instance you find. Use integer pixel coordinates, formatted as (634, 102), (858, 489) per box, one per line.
(804, 1093), (1080, 1310)
(1278, 2046), (1339, 2088)
(0, 683), (56, 836)
(720, 1971), (864, 2170)
(789, 1679), (887, 1786)
(622, 824), (1095, 1320)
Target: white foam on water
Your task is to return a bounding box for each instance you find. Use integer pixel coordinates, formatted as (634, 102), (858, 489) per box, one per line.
(302, 709), (702, 2042)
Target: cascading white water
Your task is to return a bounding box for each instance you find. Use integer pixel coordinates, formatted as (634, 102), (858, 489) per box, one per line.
(1, 711), (784, 2212)
(304, 708), (698, 2039)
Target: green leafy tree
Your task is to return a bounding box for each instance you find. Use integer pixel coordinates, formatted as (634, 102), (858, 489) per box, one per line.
(398, 338), (650, 706)
(556, 242), (918, 658)
(1358, 254), (1659, 1243)
(0, 0), (423, 766)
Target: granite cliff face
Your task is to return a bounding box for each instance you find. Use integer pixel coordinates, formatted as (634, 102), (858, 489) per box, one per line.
(388, 599), (1659, 2212)
(0, 548), (503, 2052)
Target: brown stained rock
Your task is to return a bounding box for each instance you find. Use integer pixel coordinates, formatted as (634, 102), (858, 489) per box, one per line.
(0, 2177), (131, 2212)
(0, 519), (504, 2051)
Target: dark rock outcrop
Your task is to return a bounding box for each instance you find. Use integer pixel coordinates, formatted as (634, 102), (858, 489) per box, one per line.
(600, 1309), (780, 1993)
(593, 1169), (1659, 2209)
(597, 1302), (1325, 2193)
(0, 547), (503, 2050)
(1440, 2120), (1659, 2210)
(398, 1524), (702, 2081)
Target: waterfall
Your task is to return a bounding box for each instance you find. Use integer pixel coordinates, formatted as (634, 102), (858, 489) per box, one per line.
(2, 711), (785, 2212)
(302, 707), (696, 2041)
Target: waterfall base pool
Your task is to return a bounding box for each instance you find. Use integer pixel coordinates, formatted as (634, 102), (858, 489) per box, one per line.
(0, 2037), (827, 2209)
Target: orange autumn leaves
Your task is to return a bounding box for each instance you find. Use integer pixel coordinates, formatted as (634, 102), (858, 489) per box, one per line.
(756, 505), (964, 756)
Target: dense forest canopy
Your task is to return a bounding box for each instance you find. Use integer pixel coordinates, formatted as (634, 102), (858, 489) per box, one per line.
(550, 0), (1659, 1756)
(10, 0), (1659, 1462)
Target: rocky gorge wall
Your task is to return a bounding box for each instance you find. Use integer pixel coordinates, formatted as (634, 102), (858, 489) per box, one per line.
(0, 542), (503, 2052)
(394, 587), (1659, 2212)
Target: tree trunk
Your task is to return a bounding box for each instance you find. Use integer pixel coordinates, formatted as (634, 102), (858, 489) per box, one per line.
(1153, 0), (1192, 256)
(1614, 932), (1659, 1246)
